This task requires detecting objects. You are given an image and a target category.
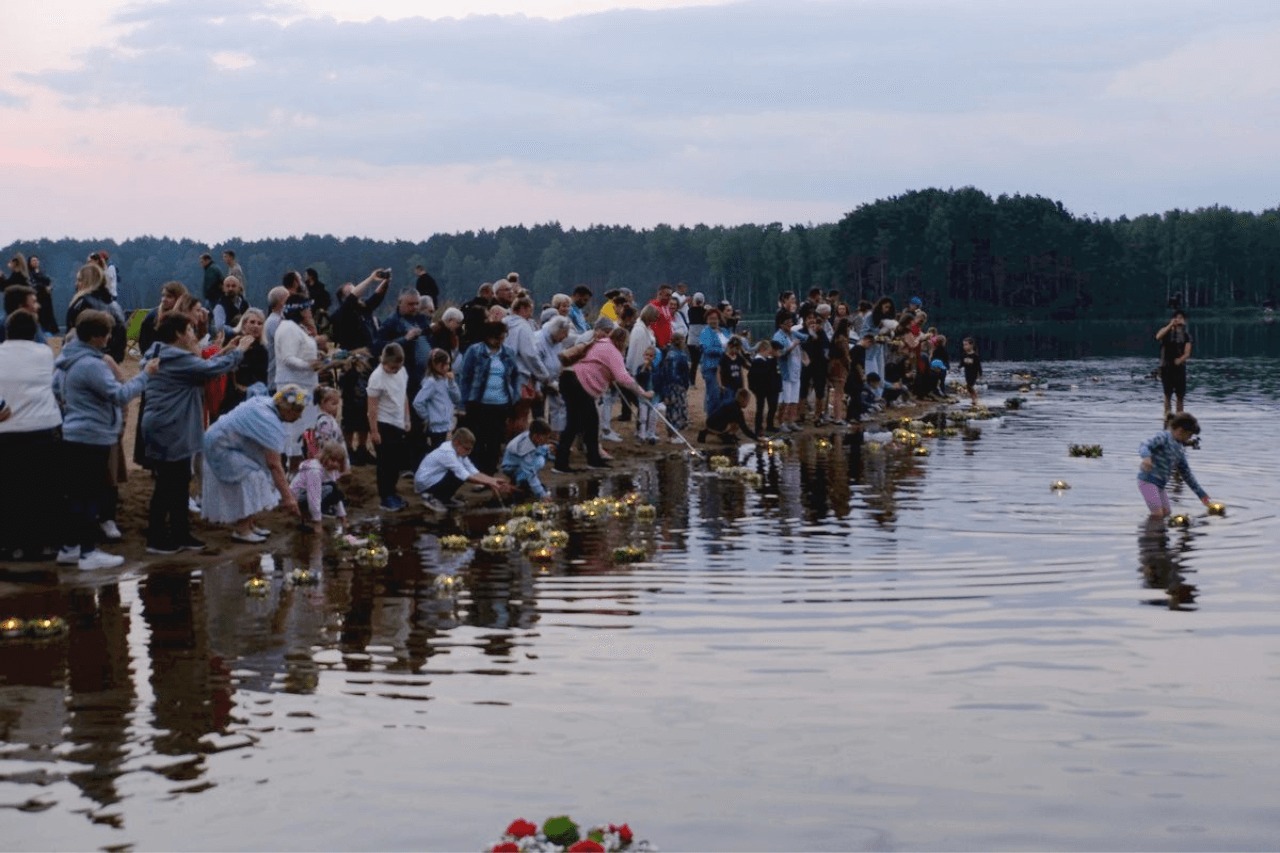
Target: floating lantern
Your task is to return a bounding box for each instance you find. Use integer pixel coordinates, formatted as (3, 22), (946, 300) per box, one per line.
(1168, 514), (1192, 528)
(481, 534), (515, 553)
(612, 545), (646, 563)
(531, 503), (558, 521)
(941, 427), (960, 437)
(864, 441), (882, 452)
(527, 545), (555, 562)
(622, 492), (643, 506)
(1, 617), (25, 639)
(814, 438), (832, 450)
(244, 577), (270, 596)
(912, 446), (930, 456)
(544, 529), (570, 548)
(432, 574), (460, 591)
(1051, 480), (1071, 490)
(920, 428), (938, 439)
(512, 519), (543, 540)
(355, 544), (390, 567)
(489, 523), (510, 536)
(635, 504), (657, 522)
(708, 455), (734, 470)
(1069, 444), (1104, 458)
(892, 429), (921, 446)
(440, 534), (471, 551)
(510, 503), (537, 518)
(1207, 502), (1226, 516)
(25, 617), (68, 638)
(289, 568), (319, 585)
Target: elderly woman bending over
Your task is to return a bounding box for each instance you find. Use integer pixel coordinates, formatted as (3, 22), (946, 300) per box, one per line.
(202, 385), (306, 544)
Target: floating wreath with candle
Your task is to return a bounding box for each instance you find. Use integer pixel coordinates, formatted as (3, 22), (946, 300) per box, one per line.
(354, 533), (390, 567)
(611, 545), (647, 563)
(244, 576), (270, 596)
(440, 534), (471, 551)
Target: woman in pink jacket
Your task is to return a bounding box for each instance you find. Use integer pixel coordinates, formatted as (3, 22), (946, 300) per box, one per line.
(553, 326), (652, 474)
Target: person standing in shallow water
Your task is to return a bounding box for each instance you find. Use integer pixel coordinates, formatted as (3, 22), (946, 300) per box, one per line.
(1156, 309), (1192, 415)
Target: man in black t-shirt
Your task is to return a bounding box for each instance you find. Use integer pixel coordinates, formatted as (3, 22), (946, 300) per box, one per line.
(1155, 310), (1193, 415)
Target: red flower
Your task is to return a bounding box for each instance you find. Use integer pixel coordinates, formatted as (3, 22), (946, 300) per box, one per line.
(506, 819), (538, 838)
(492, 844), (520, 852)
(567, 841), (604, 853)
(609, 824), (634, 843)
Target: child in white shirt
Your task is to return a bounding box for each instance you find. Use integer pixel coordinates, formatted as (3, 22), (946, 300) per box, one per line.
(367, 343), (410, 511)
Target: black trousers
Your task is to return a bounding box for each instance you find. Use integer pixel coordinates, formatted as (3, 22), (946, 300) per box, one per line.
(375, 423), (406, 499)
(464, 401), (509, 475)
(63, 441), (112, 553)
(0, 429), (60, 556)
(753, 390), (777, 435)
(148, 458), (192, 544)
(555, 371), (605, 470)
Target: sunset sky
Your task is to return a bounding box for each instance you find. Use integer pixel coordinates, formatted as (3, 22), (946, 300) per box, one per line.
(3, 0), (1277, 246)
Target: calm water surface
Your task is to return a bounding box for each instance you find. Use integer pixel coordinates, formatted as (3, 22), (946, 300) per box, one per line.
(2, 354), (1279, 852)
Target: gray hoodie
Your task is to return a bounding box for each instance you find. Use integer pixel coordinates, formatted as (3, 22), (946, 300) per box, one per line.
(53, 338), (148, 446)
(141, 342), (243, 461)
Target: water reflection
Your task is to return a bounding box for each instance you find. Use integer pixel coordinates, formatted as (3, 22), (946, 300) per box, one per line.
(1137, 517), (1198, 610)
(3, 353), (1280, 851)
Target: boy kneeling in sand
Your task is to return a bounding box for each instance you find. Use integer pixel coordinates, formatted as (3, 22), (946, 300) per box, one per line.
(414, 427), (514, 513)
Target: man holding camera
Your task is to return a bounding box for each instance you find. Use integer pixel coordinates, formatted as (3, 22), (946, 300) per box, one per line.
(1156, 309), (1193, 415)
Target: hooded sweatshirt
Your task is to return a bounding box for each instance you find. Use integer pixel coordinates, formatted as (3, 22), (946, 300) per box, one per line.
(141, 341), (243, 461)
(54, 338), (149, 446)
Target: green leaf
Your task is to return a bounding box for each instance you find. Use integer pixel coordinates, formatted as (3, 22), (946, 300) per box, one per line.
(542, 816), (580, 846)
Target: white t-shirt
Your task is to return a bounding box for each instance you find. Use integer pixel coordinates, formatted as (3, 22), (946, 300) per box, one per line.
(366, 365), (408, 430)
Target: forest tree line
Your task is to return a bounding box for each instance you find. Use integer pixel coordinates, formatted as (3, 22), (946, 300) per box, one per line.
(6, 187), (1278, 325)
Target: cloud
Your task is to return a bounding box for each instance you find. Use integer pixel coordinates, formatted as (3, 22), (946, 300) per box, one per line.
(0, 89), (29, 109)
(15, 0), (1280, 225)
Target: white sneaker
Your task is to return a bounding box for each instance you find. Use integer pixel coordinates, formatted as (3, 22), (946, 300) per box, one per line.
(422, 496), (448, 513)
(79, 549), (125, 571)
(189, 497), (202, 513)
(100, 520), (122, 541)
(600, 430), (623, 443)
(56, 546), (81, 565)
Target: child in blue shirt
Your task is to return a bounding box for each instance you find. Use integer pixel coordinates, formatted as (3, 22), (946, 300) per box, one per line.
(501, 418), (555, 500)
(412, 348), (461, 451)
(1138, 412), (1212, 517)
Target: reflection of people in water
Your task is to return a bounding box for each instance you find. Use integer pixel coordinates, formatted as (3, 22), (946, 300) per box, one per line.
(1137, 517), (1197, 610)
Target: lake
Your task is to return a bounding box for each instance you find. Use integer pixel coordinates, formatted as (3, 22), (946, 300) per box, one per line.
(3, 341), (1279, 851)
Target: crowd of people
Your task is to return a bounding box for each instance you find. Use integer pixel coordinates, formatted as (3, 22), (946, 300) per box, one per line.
(1, 250), (988, 570)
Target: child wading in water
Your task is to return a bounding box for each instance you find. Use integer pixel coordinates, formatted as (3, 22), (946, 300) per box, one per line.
(1138, 412), (1212, 517)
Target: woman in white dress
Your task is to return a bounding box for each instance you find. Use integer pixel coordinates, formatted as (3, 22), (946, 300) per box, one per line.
(202, 385), (306, 543)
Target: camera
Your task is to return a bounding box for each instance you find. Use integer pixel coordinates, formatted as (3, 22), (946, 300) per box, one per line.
(1167, 292), (1182, 310)
(377, 268), (391, 280)
(1186, 436), (1200, 450)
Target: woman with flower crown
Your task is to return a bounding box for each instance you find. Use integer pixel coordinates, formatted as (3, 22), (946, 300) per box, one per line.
(201, 385), (305, 544)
